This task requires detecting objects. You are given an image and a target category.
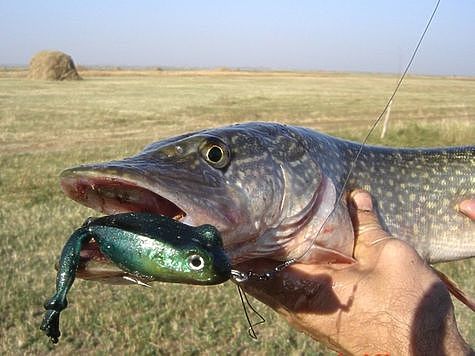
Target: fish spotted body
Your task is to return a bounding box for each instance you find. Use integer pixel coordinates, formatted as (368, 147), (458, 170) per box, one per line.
(60, 122), (475, 275)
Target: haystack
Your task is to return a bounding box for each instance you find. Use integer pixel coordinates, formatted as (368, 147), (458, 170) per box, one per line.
(28, 50), (81, 80)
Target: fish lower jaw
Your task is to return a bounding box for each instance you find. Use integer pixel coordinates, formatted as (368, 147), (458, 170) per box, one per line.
(54, 239), (142, 285)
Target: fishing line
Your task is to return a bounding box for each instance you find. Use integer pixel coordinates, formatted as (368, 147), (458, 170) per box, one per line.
(291, 0), (442, 264)
(231, 0), (442, 283)
(236, 285), (266, 339)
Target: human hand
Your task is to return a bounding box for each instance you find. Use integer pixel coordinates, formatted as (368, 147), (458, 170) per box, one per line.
(235, 190), (472, 355)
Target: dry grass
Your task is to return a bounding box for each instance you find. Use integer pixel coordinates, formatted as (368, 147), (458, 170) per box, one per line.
(0, 70), (473, 354)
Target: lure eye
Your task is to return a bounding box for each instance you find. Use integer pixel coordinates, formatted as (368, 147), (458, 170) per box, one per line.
(200, 139), (230, 169)
(188, 254), (205, 271)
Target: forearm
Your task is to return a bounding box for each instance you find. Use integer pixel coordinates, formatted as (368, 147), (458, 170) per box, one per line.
(410, 310), (472, 356)
(334, 283), (473, 355)
(299, 306), (471, 356)
(406, 279), (472, 355)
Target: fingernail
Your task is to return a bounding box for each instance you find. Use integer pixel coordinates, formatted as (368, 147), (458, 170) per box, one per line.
(351, 191), (373, 211)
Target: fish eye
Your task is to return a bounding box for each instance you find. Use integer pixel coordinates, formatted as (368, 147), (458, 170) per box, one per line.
(201, 140), (230, 169)
(206, 145), (223, 163)
(188, 254), (205, 271)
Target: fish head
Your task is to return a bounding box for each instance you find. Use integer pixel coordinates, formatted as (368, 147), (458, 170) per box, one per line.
(60, 123), (326, 265)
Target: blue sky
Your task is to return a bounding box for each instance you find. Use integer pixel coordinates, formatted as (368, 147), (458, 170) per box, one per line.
(1, 0), (474, 75)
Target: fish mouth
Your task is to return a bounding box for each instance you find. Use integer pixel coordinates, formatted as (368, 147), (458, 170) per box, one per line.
(60, 166), (189, 284)
(60, 168), (186, 220)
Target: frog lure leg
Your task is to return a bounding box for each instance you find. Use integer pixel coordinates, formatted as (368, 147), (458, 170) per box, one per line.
(41, 212), (231, 344)
(40, 225), (92, 343)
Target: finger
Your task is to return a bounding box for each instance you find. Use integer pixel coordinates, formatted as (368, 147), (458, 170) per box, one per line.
(348, 190), (392, 260)
(458, 199), (475, 221)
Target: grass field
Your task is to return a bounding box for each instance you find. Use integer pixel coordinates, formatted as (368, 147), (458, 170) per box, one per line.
(0, 69), (474, 354)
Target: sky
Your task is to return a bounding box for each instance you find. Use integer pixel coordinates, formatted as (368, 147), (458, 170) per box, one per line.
(1, 0), (474, 76)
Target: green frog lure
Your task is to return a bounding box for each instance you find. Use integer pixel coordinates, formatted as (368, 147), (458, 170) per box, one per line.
(40, 212), (231, 343)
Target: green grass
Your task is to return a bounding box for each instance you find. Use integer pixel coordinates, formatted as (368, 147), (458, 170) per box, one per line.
(0, 70), (474, 354)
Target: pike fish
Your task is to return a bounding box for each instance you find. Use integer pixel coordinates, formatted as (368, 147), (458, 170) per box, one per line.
(60, 122), (475, 274)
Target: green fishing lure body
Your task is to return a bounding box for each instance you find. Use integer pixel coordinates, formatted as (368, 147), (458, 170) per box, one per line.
(41, 212), (231, 343)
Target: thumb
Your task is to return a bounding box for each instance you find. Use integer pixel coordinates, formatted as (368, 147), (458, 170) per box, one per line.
(348, 190), (392, 261)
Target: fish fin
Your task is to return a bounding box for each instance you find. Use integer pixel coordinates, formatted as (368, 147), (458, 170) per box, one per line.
(432, 268), (475, 312)
(297, 245), (356, 264)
